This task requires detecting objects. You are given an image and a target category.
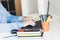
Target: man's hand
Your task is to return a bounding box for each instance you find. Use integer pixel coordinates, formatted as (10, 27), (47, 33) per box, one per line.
(23, 20), (36, 27)
(23, 17), (35, 22)
(23, 17), (36, 27)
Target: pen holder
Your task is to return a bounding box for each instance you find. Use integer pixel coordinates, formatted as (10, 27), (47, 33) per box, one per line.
(42, 22), (50, 32)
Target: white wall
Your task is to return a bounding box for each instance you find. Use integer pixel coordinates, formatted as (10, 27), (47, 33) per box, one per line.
(21, 0), (49, 16)
(21, 0), (28, 16)
(21, 0), (38, 16)
(49, 0), (60, 14)
(38, 0), (48, 15)
(27, 0), (38, 15)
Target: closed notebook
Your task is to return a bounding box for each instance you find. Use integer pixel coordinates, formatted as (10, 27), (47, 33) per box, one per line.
(17, 20), (43, 37)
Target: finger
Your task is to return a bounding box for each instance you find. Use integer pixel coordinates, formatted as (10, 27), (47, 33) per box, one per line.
(27, 20), (36, 26)
(24, 20), (36, 26)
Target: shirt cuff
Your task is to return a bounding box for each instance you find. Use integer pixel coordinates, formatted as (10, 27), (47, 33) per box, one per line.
(10, 22), (24, 30)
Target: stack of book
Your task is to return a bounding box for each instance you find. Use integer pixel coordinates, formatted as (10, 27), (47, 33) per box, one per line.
(17, 29), (43, 37)
(17, 20), (43, 37)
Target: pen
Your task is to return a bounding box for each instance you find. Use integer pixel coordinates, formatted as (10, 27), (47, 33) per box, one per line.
(46, 16), (51, 22)
(41, 15), (45, 22)
(4, 34), (17, 38)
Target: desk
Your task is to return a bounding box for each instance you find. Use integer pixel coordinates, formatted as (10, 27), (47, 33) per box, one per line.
(0, 32), (43, 40)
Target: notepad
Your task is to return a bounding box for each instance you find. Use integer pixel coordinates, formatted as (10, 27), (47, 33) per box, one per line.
(17, 31), (42, 37)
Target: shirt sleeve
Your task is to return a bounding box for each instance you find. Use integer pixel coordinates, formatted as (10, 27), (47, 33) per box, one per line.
(0, 22), (24, 34)
(7, 15), (23, 23)
(9, 22), (24, 31)
(0, 3), (24, 23)
(7, 15), (25, 30)
(0, 3), (24, 32)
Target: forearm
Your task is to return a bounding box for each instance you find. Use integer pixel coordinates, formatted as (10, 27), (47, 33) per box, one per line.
(11, 16), (23, 22)
(7, 15), (23, 23)
(0, 22), (24, 34)
(10, 22), (24, 30)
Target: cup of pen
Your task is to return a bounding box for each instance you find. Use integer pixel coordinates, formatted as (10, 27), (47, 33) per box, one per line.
(41, 15), (51, 32)
(42, 21), (50, 32)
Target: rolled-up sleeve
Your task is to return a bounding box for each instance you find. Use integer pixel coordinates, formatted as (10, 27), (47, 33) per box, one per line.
(7, 15), (25, 30)
(7, 15), (24, 30)
(0, 3), (24, 33)
(0, 22), (24, 34)
(7, 15), (23, 23)
(10, 22), (24, 31)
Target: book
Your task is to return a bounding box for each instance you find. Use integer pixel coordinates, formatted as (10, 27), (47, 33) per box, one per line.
(17, 20), (43, 37)
(17, 29), (43, 37)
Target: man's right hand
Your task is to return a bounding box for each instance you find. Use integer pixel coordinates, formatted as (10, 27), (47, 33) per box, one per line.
(23, 17), (35, 22)
(23, 20), (36, 27)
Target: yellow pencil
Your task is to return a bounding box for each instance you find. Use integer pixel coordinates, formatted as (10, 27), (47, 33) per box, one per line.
(46, 16), (51, 22)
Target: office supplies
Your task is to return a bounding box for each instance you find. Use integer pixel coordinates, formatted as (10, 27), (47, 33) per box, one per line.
(41, 15), (44, 22)
(17, 20), (43, 37)
(17, 31), (42, 37)
(46, 16), (51, 22)
(4, 34), (17, 38)
(11, 29), (18, 34)
(42, 22), (49, 32)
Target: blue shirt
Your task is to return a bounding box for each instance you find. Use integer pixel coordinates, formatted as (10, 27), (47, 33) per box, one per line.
(0, 3), (24, 33)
